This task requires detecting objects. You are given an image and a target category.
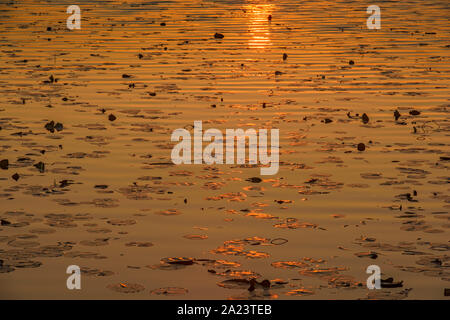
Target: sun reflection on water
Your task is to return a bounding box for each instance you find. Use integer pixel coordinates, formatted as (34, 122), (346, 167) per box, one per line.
(244, 2), (275, 49)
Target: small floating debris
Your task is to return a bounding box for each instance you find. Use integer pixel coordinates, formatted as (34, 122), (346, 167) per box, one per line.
(214, 33), (224, 39)
(1, 219), (11, 226)
(0, 159), (8, 170)
(44, 121), (63, 133)
(362, 113), (369, 124)
(357, 143), (366, 151)
(355, 251), (378, 259)
(246, 177), (262, 183)
(43, 75), (58, 84)
(34, 162), (45, 173)
(381, 277), (403, 288)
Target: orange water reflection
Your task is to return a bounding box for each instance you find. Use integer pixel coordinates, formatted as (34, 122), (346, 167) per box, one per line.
(244, 2), (275, 49)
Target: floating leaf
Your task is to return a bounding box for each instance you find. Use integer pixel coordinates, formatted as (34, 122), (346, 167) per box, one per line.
(0, 159), (8, 170)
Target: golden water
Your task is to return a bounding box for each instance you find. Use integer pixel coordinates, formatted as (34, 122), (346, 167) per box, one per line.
(0, 0), (448, 299)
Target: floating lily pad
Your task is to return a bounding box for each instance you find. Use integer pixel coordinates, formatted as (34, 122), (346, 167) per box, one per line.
(79, 238), (109, 246)
(86, 227), (112, 234)
(154, 209), (181, 216)
(29, 228), (55, 234)
(7, 240), (40, 248)
(149, 287), (188, 295)
(81, 267), (114, 277)
(107, 282), (145, 293)
(13, 260), (42, 268)
(107, 219), (136, 226)
(285, 288), (314, 296)
(183, 234), (208, 240)
(271, 261), (309, 269)
(217, 279), (251, 289)
(125, 241), (154, 247)
(161, 257), (194, 265)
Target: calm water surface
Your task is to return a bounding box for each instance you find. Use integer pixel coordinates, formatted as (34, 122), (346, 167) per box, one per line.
(0, 0), (449, 299)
